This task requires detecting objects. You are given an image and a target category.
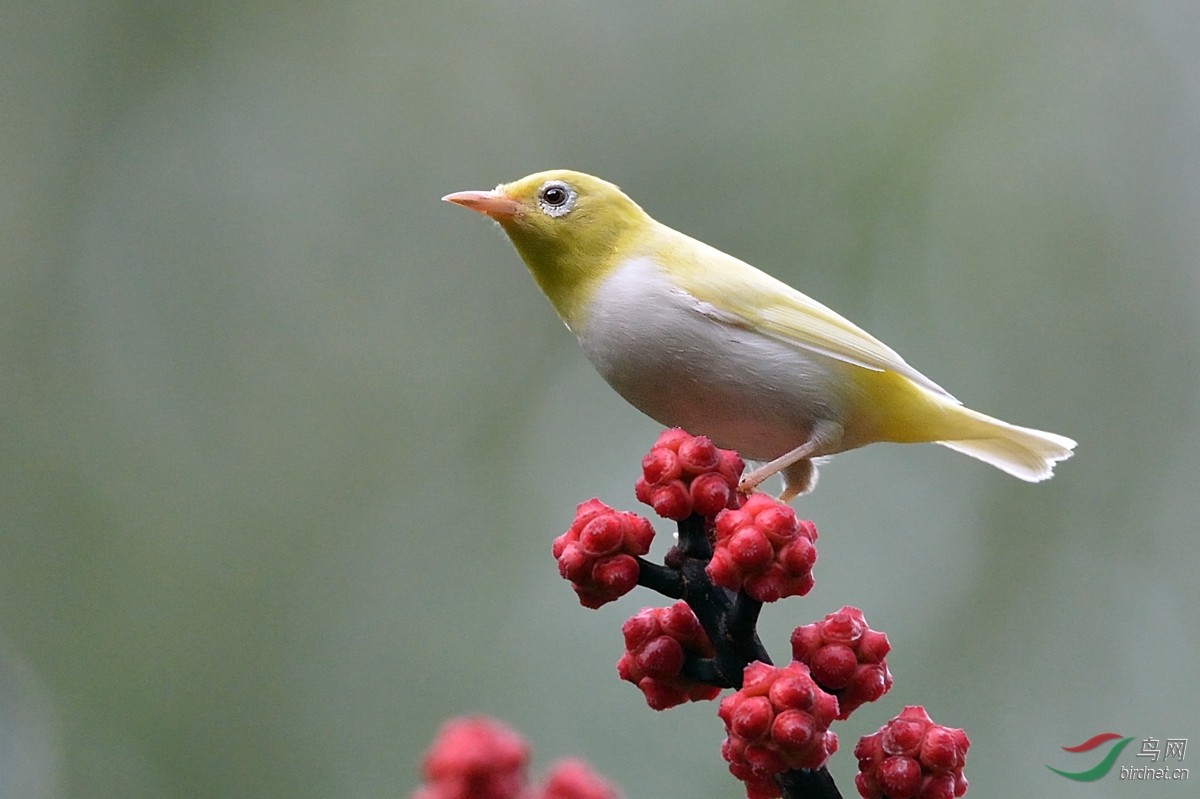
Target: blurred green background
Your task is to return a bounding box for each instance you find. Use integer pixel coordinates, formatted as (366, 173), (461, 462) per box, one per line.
(3, 2), (1198, 798)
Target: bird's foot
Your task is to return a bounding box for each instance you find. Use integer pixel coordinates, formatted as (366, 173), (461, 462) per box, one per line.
(736, 422), (841, 502)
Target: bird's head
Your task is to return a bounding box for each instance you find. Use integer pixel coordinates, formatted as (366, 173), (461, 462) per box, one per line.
(444, 170), (654, 321)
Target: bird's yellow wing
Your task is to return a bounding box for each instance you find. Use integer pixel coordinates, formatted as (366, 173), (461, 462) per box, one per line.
(658, 229), (958, 402)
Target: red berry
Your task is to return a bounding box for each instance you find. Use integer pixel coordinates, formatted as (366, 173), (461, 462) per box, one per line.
(779, 537), (817, 574)
(741, 776), (781, 799)
(536, 759), (621, 799)
(742, 493), (777, 512)
(650, 481), (691, 520)
(639, 679), (689, 711)
(678, 436), (720, 473)
(641, 447), (681, 484)
(788, 572), (815, 598)
(754, 506), (798, 546)
(705, 550), (739, 591)
(883, 720), (925, 757)
(707, 496), (819, 603)
(715, 508), (752, 539)
(636, 635), (685, 679)
(622, 515), (655, 555)
(554, 501), (654, 608)
(919, 772), (957, 799)
(636, 429), (742, 520)
(854, 771), (878, 799)
(591, 555), (638, 597)
(770, 710), (815, 751)
(418, 716), (530, 799)
(653, 428), (693, 450)
(730, 528), (774, 569)
(633, 476), (654, 506)
(578, 516), (623, 556)
(879, 756), (921, 799)
(821, 608), (866, 644)
(740, 661), (778, 695)
(919, 727), (960, 772)
(742, 742), (788, 774)
(744, 566), (787, 603)
(790, 607), (891, 718)
(659, 603), (706, 649)
(789, 624), (822, 660)
(810, 644), (858, 689)
(858, 630), (891, 663)
(617, 603), (718, 710)
(844, 664), (891, 708)
(718, 450), (746, 482)
(810, 690), (840, 728)
(621, 610), (659, 650)
(570, 498), (611, 525)
(719, 662), (840, 797)
(556, 544), (591, 583)
(690, 471), (734, 517)
(573, 589), (610, 611)
(855, 708), (969, 799)
(767, 674), (814, 711)
(729, 696), (774, 740)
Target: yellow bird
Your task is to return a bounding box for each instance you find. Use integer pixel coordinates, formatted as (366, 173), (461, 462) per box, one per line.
(444, 170), (1075, 501)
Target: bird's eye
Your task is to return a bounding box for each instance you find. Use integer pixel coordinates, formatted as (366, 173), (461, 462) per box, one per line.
(537, 181), (576, 217)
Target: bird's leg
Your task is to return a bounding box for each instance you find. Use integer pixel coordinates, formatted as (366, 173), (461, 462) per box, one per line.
(738, 421), (843, 500)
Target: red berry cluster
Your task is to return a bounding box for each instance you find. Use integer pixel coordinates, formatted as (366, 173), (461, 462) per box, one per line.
(542, 428), (971, 799)
(635, 429), (745, 520)
(537, 759), (622, 799)
(718, 662), (840, 799)
(553, 499), (655, 608)
(853, 706), (970, 799)
(707, 494), (818, 602)
(414, 717), (623, 799)
(415, 716), (530, 799)
(617, 602), (723, 710)
(790, 606), (892, 719)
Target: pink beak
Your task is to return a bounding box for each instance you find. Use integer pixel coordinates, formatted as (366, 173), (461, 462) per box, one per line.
(442, 189), (521, 220)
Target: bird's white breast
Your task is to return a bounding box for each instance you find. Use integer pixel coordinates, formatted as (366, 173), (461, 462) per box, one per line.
(575, 257), (859, 461)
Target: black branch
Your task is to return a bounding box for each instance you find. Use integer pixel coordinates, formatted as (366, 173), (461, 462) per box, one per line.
(635, 513), (842, 799)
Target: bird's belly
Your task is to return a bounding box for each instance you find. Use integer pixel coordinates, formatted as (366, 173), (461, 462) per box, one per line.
(575, 258), (858, 461)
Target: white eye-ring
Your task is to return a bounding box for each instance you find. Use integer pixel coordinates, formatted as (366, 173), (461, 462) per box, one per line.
(537, 180), (577, 217)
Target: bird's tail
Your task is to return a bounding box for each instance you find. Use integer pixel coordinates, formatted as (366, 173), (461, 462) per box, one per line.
(935, 408), (1076, 482)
